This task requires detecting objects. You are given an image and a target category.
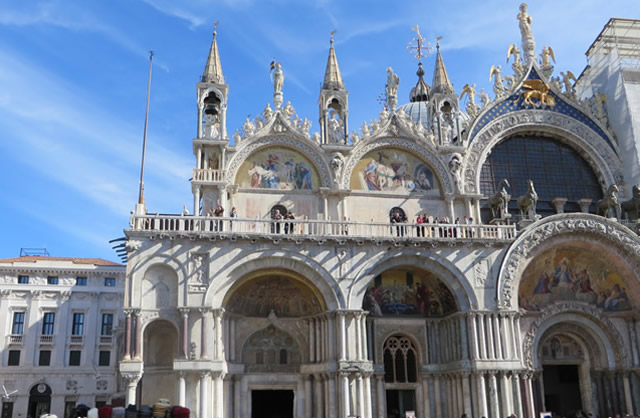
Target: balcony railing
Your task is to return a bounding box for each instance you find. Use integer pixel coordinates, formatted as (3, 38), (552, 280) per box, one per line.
(40, 335), (54, 345)
(99, 335), (113, 345)
(130, 215), (518, 242)
(69, 335), (84, 345)
(193, 168), (225, 183)
(7, 334), (23, 345)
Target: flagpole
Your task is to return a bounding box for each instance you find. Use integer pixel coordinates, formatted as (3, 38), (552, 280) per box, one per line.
(138, 51), (154, 206)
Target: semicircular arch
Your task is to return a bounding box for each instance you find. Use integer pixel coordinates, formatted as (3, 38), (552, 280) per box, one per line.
(350, 249), (476, 311)
(227, 137), (333, 189)
(522, 303), (627, 369)
(343, 137), (452, 195)
(463, 110), (622, 195)
(205, 249), (343, 311)
(497, 213), (640, 309)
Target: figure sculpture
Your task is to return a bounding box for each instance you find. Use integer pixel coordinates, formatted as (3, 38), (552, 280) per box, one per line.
(621, 185), (640, 221)
(596, 184), (620, 219)
(385, 67), (400, 109)
(448, 154), (464, 193)
(460, 83), (479, 117)
(507, 43), (524, 80)
(490, 65), (512, 97)
(271, 62), (284, 95)
(539, 46), (555, 67)
(517, 179), (539, 219)
(517, 3), (533, 39)
(489, 178), (511, 219)
(560, 71), (577, 98)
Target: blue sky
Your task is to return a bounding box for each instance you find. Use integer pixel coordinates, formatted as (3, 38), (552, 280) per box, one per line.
(0, 0), (637, 262)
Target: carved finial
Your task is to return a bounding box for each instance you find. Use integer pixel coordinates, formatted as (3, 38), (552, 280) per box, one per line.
(407, 25), (433, 63)
(213, 21), (219, 37)
(330, 30), (337, 46)
(436, 35), (443, 49)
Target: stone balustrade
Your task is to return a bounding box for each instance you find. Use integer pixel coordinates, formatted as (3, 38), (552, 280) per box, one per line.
(7, 334), (23, 345)
(129, 214), (517, 242)
(192, 168), (225, 182)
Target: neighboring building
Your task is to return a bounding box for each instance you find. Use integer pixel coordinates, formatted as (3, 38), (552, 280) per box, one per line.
(0, 254), (126, 418)
(120, 7), (640, 418)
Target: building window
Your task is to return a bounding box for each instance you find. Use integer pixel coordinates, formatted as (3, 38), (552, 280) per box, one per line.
(383, 335), (418, 383)
(47, 276), (58, 285)
(11, 312), (25, 335)
(104, 277), (116, 287)
(69, 350), (81, 366)
(72, 313), (84, 335)
(42, 312), (55, 335)
(76, 277), (87, 286)
(7, 350), (20, 366)
(101, 313), (113, 336)
(38, 350), (51, 366)
(98, 350), (110, 366)
(17, 275), (29, 284)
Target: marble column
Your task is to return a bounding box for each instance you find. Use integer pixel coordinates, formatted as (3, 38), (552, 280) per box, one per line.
(462, 372), (472, 418)
(487, 314), (495, 360)
(125, 375), (141, 407)
(309, 318), (316, 363)
(361, 313), (368, 360)
(478, 314), (487, 359)
(493, 315), (503, 360)
(328, 374), (337, 415)
(179, 372), (186, 406)
(356, 374), (365, 417)
(434, 374), (442, 418)
(355, 314), (362, 361)
(123, 310), (132, 360)
(314, 375), (324, 418)
(200, 308), (210, 359)
(512, 372), (523, 418)
(214, 309), (224, 360)
(213, 372), (224, 418)
(339, 312), (347, 361)
(200, 372), (209, 418)
(468, 313), (479, 360)
(180, 308), (189, 359)
(525, 374), (536, 418)
(376, 375), (386, 418)
(134, 309), (142, 359)
(305, 376), (312, 418)
(364, 375), (373, 418)
(476, 373), (488, 418)
(500, 371), (512, 417)
(341, 373), (350, 418)
(624, 372), (633, 415)
(488, 372), (499, 418)
(234, 376), (241, 418)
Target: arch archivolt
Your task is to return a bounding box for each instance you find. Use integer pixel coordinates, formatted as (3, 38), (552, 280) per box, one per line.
(198, 86), (227, 108)
(463, 110), (622, 194)
(538, 323), (602, 367)
(227, 137), (333, 188)
(497, 213), (640, 309)
(522, 303), (626, 370)
(349, 249), (476, 311)
(204, 249), (343, 311)
(342, 137), (452, 194)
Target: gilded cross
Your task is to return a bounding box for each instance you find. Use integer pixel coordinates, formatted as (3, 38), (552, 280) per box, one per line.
(407, 25), (432, 62)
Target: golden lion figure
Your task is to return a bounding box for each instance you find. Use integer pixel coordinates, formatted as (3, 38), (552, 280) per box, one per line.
(521, 79), (556, 108)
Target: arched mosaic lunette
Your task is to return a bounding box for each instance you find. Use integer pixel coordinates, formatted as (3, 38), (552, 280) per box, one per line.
(227, 136), (333, 189)
(342, 137), (452, 194)
(496, 213), (640, 309)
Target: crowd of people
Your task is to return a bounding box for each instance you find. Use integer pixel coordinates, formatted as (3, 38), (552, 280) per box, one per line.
(48, 401), (191, 418)
(391, 210), (475, 238)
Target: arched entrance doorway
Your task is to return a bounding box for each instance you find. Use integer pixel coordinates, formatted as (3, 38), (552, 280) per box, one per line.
(141, 319), (179, 406)
(28, 383), (51, 418)
(224, 268), (326, 418)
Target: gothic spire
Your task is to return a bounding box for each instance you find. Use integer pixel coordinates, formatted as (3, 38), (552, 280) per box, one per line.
(322, 31), (344, 91)
(202, 22), (224, 84)
(431, 41), (454, 95)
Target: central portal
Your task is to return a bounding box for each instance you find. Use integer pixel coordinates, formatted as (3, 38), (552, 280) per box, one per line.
(543, 365), (582, 417)
(251, 390), (294, 418)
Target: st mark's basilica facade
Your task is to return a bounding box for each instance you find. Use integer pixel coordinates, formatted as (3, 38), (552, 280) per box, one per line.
(119, 5), (640, 418)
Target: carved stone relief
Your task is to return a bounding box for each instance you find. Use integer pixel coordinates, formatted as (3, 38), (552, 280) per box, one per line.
(188, 252), (209, 293)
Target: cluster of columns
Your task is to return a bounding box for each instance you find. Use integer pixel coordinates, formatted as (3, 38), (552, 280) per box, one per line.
(591, 370), (635, 417)
(468, 311), (521, 361)
(122, 308), (142, 361)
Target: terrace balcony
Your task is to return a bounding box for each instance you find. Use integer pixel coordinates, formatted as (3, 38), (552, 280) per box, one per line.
(192, 168), (225, 183)
(128, 215), (518, 243)
(6, 335), (23, 346)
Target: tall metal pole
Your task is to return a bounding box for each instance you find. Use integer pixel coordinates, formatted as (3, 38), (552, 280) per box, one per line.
(138, 51), (154, 205)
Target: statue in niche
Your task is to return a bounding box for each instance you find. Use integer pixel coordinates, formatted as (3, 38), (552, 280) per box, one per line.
(448, 154), (464, 193)
(328, 113), (343, 143)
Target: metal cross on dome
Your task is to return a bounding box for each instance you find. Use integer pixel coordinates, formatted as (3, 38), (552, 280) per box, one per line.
(407, 25), (433, 63)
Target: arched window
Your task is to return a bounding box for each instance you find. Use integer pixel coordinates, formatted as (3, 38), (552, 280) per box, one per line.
(389, 207), (406, 221)
(271, 205), (288, 219)
(480, 135), (602, 219)
(383, 335), (418, 383)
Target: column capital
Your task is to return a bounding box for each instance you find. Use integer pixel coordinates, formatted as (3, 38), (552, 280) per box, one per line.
(199, 371), (210, 379)
(213, 307), (226, 318)
(123, 308), (134, 316)
(179, 307), (191, 316)
(199, 307), (212, 315)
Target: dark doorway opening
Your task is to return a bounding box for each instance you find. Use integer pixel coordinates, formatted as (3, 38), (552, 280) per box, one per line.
(386, 389), (416, 418)
(251, 390), (294, 418)
(543, 365), (582, 417)
(1, 402), (13, 418)
(28, 384), (52, 418)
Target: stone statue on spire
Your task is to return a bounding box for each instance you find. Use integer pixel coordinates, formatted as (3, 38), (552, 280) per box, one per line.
(270, 60), (284, 107)
(385, 67), (400, 110)
(517, 3), (536, 65)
